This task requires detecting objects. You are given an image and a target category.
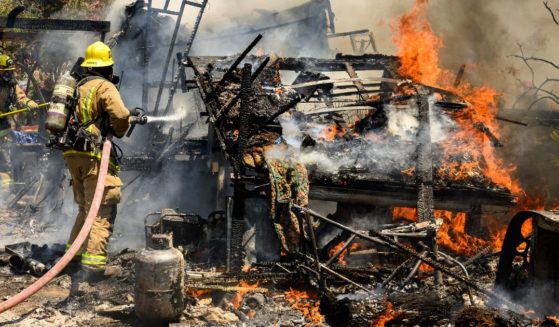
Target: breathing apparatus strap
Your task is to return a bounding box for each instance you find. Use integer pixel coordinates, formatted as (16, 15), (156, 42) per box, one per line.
(75, 76), (107, 131)
(64, 76), (120, 170)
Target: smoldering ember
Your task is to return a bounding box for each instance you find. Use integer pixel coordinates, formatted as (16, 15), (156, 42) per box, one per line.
(1, 1), (559, 326)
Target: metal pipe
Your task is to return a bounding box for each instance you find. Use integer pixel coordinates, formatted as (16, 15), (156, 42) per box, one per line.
(293, 205), (521, 310)
(381, 256), (417, 288)
(439, 251), (474, 304)
(0, 136), (113, 313)
(397, 259), (422, 291)
(301, 263), (372, 294)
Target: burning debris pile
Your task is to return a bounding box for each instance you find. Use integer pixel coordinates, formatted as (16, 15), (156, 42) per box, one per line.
(197, 51), (515, 194)
(2, 0), (559, 326)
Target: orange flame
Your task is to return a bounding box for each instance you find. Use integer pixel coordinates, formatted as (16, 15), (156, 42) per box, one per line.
(328, 241), (362, 265)
(419, 263), (434, 273)
(371, 302), (397, 327)
(436, 210), (489, 256)
(391, 207), (508, 256)
(319, 124), (343, 141)
(392, 0), (522, 196)
(186, 288), (212, 298)
(232, 281), (259, 309)
(284, 288), (325, 324)
(392, 207), (417, 222)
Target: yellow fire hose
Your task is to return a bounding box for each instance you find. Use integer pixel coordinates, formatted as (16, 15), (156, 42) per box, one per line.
(0, 102), (50, 119)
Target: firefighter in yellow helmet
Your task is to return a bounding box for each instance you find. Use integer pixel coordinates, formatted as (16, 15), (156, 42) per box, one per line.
(64, 41), (130, 288)
(0, 54), (39, 178)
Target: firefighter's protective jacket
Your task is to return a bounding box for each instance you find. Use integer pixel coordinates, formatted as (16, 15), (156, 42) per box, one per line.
(63, 76), (130, 166)
(75, 77), (130, 138)
(0, 84), (38, 135)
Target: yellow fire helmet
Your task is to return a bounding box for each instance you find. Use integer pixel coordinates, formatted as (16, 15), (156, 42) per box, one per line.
(81, 41), (114, 68)
(0, 54), (15, 71)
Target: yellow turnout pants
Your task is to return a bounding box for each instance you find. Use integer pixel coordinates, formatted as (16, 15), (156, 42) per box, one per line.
(64, 155), (123, 268)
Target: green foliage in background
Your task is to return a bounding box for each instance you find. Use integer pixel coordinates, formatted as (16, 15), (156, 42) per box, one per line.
(0, 0), (112, 19)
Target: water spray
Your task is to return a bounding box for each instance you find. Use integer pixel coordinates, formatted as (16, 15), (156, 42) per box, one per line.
(127, 108), (186, 137)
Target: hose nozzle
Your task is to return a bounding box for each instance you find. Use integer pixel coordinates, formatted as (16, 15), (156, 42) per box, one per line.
(130, 115), (148, 125)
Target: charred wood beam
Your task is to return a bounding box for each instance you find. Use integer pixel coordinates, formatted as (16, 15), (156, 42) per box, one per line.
(453, 64), (466, 87)
(0, 17), (110, 33)
(304, 213), (327, 290)
(188, 58), (228, 155)
(309, 184), (515, 211)
(0, 31), (39, 40)
(474, 122), (503, 147)
(215, 56), (270, 122)
(415, 94), (442, 284)
(217, 34), (263, 87)
(7, 5), (25, 26)
(235, 63), (252, 176)
(250, 95), (302, 135)
(496, 115), (528, 126)
(415, 95), (434, 223)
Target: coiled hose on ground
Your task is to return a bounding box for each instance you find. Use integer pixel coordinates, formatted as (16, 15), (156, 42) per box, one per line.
(0, 136), (113, 314)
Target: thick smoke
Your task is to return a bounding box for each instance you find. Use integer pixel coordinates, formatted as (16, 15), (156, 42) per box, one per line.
(269, 96), (454, 176)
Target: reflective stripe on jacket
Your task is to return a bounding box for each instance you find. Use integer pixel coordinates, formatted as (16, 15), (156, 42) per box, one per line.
(63, 76), (130, 169)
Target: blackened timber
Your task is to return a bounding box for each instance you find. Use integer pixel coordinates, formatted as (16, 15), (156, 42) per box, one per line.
(188, 57), (228, 155)
(416, 95), (434, 222)
(475, 122), (503, 147)
(216, 56), (270, 122)
(0, 17), (110, 33)
(415, 94), (442, 284)
(250, 96), (302, 135)
(309, 183), (515, 211)
(454, 64), (466, 87)
(236, 64), (252, 175)
(217, 34), (263, 87)
(0, 31), (39, 40)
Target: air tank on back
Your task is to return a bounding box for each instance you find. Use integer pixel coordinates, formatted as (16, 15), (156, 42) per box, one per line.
(135, 232), (186, 322)
(45, 73), (75, 133)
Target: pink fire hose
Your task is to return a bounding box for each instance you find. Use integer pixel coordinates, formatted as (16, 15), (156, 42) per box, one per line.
(0, 136), (113, 313)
